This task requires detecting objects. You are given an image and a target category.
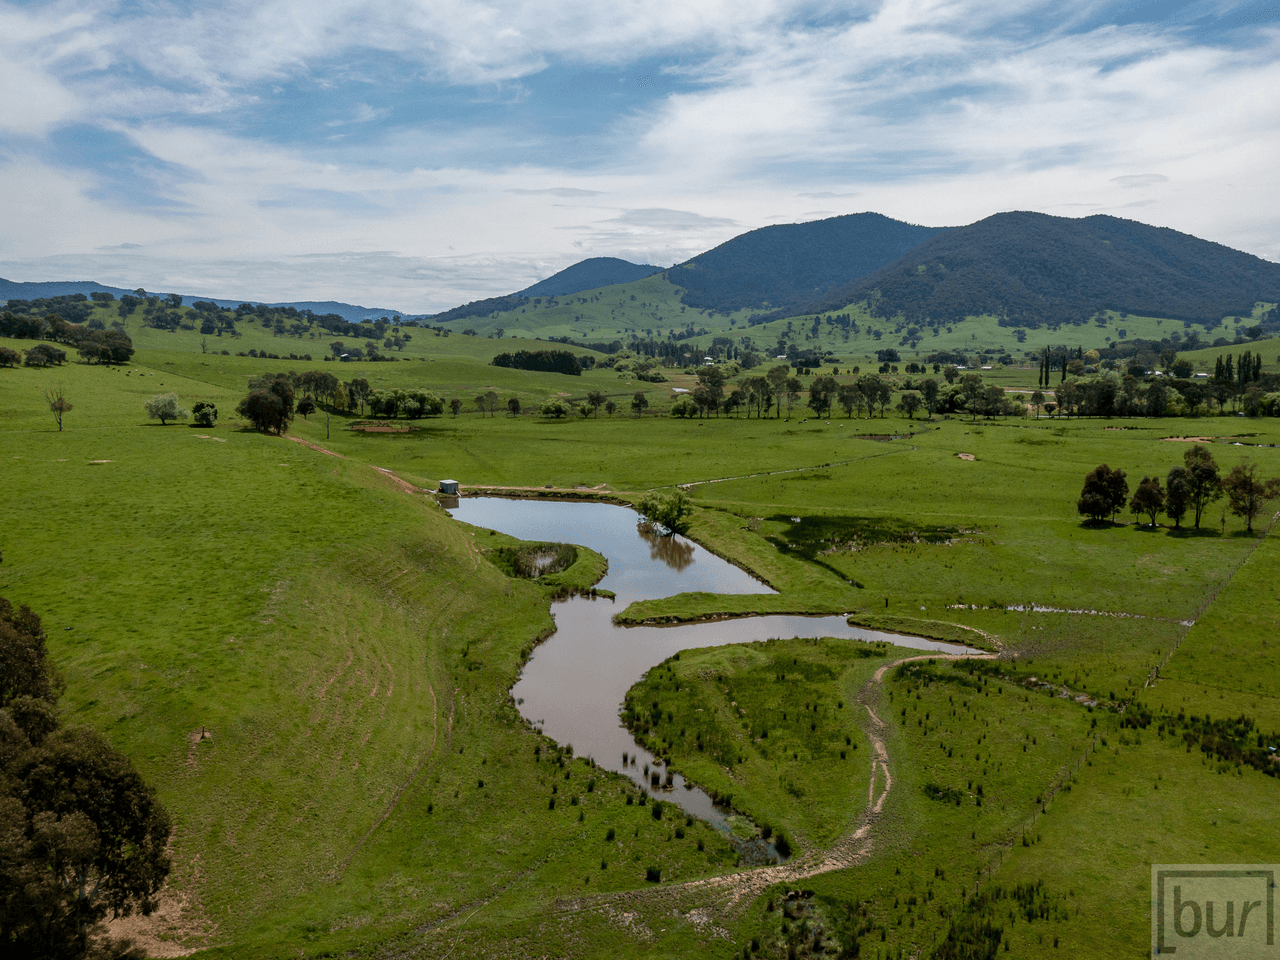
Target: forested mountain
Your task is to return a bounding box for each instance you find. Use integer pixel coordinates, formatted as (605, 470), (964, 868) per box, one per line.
(802, 212), (1280, 328)
(667, 212), (945, 315)
(518, 257), (661, 297)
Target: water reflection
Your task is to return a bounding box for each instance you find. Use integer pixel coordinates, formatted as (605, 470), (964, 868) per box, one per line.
(447, 496), (982, 835)
(637, 523), (695, 572)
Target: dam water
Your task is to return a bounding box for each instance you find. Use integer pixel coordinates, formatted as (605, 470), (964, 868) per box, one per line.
(447, 497), (981, 833)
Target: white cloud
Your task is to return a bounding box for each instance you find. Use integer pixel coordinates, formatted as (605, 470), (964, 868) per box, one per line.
(0, 5), (92, 135)
(1111, 174), (1168, 188)
(508, 187), (607, 197)
(2, 0), (1278, 308)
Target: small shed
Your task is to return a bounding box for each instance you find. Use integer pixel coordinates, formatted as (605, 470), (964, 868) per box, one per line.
(439, 479), (459, 495)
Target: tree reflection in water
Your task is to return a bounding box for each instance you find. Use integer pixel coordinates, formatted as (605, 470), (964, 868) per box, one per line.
(637, 523), (695, 572)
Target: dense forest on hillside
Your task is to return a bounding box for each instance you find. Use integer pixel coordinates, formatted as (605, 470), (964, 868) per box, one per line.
(668, 212), (943, 315)
(803, 212), (1280, 329)
(431, 294), (529, 324)
(518, 257), (661, 297)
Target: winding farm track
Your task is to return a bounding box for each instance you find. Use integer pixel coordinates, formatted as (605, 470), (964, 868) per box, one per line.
(547, 651), (997, 928)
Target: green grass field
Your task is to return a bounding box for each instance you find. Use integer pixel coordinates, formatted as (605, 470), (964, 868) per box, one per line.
(1, 311), (1278, 959)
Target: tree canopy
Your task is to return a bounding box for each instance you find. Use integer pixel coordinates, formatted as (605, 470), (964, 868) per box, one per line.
(144, 394), (188, 426)
(1077, 464), (1129, 523)
(637, 490), (694, 536)
(0, 597), (171, 959)
(236, 374), (295, 435)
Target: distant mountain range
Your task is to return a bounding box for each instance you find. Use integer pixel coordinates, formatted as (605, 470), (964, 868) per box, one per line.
(429, 212), (944, 323)
(8, 210), (1277, 335)
(0, 278), (406, 323)
(797, 212), (1280, 328)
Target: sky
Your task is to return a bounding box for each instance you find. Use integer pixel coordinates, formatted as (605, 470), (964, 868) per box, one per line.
(0, 0), (1277, 314)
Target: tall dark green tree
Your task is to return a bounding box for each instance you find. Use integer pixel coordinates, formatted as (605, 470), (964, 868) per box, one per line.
(1222, 462), (1280, 533)
(1129, 476), (1166, 527)
(1183, 444), (1222, 528)
(1165, 466), (1191, 527)
(237, 373), (295, 435)
(807, 375), (839, 417)
(1077, 464), (1129, 523)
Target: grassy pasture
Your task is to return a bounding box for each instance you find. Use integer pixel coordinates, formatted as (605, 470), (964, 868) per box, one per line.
(2, 318), (1279, 958)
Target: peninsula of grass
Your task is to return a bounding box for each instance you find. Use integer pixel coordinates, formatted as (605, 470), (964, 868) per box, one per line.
(624, 638), (892, 851)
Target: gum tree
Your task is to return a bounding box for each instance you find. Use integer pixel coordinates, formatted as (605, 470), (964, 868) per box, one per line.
(1183, 444), (1222, 529)
(1077, 464), (1129, 523)
(145, 393), (189, 425)
(1223, 462), (1280, 533)
(1129, 476), (1166, 527)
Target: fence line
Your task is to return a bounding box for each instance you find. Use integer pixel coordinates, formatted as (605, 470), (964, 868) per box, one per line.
(1144, 508), (1280, 690)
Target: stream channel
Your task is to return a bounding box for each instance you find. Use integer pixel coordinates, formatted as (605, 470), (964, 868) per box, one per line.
(447, 497), (981, 841)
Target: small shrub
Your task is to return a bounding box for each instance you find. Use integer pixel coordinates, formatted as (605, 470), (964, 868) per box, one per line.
(645, 865), (662, 883)
(192, 401), (217, 426)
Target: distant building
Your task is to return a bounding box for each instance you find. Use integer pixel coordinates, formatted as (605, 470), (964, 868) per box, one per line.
(439, 479), (459, 495)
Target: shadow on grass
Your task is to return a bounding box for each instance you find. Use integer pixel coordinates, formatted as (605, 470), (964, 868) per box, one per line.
(1163, 526), (1223, 539)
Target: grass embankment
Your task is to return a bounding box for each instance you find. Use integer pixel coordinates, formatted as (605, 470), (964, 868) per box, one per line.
(0, 358), (745, 957)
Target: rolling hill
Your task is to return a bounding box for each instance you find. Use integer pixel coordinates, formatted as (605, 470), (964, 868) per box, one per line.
(803, 212), (1280, 330)
(0, 277), (406, 322)
(666, 211), (945, 315)
(518, 257), (662, 297)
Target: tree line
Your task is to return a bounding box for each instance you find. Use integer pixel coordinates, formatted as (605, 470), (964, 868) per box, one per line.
(1078, 445), (1279, 533)
(491, 349), (589, 376)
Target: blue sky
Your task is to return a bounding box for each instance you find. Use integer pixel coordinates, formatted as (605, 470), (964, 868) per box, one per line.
(0, 0), (1277, 313)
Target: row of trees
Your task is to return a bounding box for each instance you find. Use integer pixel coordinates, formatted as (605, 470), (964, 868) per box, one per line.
(1, 597), (171, 958)
(491, 349), (587, 376)
(1078, 445), (1279, 532)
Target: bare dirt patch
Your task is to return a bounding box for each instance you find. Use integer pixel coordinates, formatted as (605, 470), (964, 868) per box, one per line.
(103, 841), (219, 957)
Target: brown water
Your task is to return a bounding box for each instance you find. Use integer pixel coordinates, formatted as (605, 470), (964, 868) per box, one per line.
(448, 497), (981, 833)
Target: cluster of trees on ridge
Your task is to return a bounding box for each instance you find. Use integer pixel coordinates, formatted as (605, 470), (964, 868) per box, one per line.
(1078, 445), (1279, 532)
(1, 292), (449, 350)
(1, 596), (171, 959)
(0, 312), (134, 367)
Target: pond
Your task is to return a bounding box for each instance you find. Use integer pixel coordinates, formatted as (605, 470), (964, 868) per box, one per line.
(447, 497), (981, 835)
